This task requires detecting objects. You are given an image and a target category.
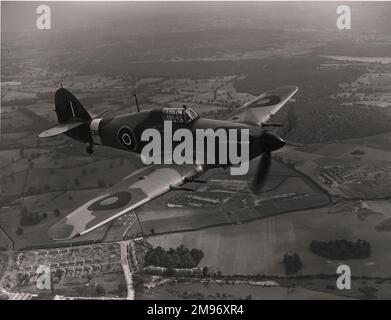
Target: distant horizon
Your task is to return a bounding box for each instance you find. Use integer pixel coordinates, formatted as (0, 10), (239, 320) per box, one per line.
(2, 2), (391, 35)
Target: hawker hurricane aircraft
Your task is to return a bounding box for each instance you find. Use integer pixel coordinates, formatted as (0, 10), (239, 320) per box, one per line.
(39, 85), (298, 240)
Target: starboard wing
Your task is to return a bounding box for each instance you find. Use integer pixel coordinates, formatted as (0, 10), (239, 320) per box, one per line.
(227, 86), (298, 126)
(48, 163), (204, 240)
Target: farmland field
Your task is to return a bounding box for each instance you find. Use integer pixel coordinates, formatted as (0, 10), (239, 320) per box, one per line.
(138, 281), (349, 300)
(148, 207), (391, 277)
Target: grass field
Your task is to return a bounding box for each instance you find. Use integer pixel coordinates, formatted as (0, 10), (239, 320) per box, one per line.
(138, 281), (349, 300)
(0, 254), (8, 284)
(0, 189), (111, 250)
(19, 272), (127, 298)
(279, 142), (391, 199)
(148, 206), (391, 278)
(137, 158), (329, 238)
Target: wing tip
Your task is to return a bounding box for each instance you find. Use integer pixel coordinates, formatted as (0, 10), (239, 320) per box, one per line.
(279, 85), (299, 94)
(38, 131), (54, 138)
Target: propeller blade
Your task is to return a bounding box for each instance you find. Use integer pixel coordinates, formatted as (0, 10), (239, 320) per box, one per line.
(251, 151), (272, 193)
(250, 130), (284, 193)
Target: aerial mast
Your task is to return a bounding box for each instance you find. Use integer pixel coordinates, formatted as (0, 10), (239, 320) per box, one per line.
(133, 89), (140, 113)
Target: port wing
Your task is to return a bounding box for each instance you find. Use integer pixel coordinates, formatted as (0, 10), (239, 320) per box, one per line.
(48, 163), (204, 240)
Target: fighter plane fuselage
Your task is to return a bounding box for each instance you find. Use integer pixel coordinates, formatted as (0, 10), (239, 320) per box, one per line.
(73, 108), (282, 168)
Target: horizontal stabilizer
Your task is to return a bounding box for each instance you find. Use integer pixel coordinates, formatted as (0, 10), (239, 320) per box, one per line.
(38, 121), (85, 138)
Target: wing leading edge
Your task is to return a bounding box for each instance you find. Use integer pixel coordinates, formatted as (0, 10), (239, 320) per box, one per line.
(48, 164), (204, 240)
(227, 86), (298, 126)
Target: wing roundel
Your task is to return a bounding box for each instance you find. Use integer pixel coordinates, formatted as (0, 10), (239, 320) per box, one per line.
(227, 86), (298, 126)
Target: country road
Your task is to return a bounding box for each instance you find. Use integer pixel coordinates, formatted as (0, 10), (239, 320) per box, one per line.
(119, 241), (135, 300)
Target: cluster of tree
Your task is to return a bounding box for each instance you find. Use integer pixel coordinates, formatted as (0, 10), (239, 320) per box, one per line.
(359, 87), (391, 93)
(132, 274), (145, 291)
(272, 154), (296, 169)
(310, 239), (371, 260)
(26, 184), (53, 196)
(117, 283), (127, 297)
(284, 98), (391, 144)
(37, 92), (54, 100)
(351, 149), (365, 156)
(16, 227), (23, 236)
(54, 269), (63, 282)
(2, 99), (37, 107)
(1, 172), (15, 184)
(283, 253), (303, 275)
(19, 207), (46, 226)
(144, 245), (204, 269)
(95, 283), (106, 296)
(97, 179), (106, 188)
(29, 152), (42, 160)
(358, 286), (378, 300)
(16, 272), (30, 285)
(74, 178), (80, 187)
(236, 57), (391, 144)
(21, 184), (52, 195)
(313, 40), (391, 58)
(72, 54), (391, 145)
(53, 208), (61, 217)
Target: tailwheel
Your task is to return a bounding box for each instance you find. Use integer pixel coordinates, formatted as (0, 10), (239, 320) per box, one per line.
(86, 144), (94, 155)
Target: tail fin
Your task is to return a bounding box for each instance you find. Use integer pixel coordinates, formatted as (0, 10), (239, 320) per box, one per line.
(55, 88), (91, 123)
(39, 88), (91, 139)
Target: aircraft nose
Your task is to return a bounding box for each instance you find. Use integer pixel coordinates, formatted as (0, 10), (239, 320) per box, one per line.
(260, 131), (285, 152)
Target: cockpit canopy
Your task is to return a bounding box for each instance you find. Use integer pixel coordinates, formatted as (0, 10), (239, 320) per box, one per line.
(161, 107), (199, 124)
